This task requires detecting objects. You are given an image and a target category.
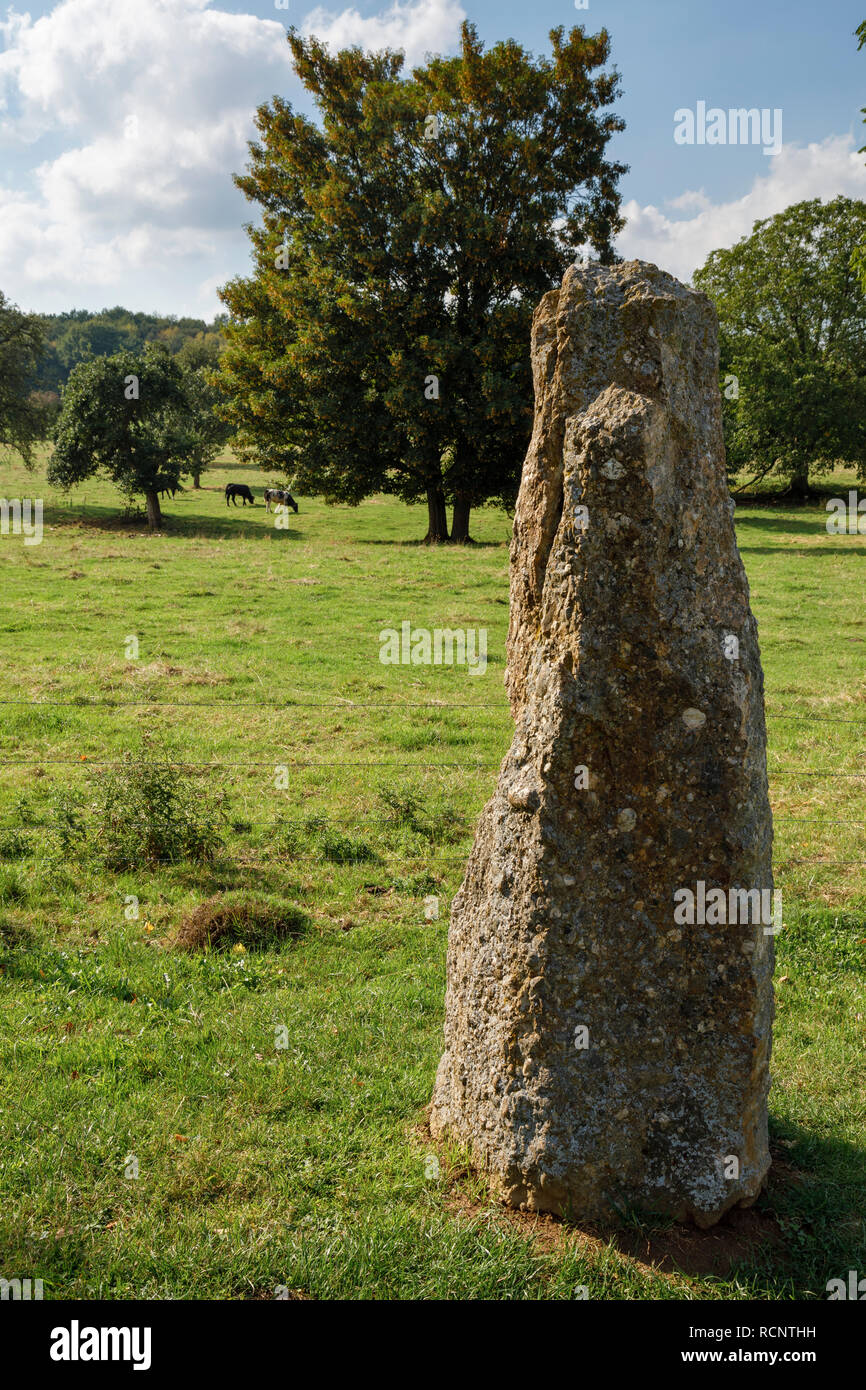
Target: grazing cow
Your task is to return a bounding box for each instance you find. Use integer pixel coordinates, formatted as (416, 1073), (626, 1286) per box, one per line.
(264, 487), (299, 514)
(225, 483), (255, 506)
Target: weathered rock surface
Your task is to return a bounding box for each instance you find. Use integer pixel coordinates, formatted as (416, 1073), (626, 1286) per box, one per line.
(430, 259), (774, 1227)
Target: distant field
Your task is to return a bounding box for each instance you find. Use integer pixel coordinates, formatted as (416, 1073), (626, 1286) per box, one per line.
(0, 451), (864, 1299)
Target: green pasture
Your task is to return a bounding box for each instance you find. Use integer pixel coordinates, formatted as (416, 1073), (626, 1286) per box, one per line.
(0, 452), (863, 1299)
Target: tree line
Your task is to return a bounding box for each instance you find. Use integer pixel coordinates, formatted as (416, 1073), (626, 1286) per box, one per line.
(30, 307), (227, 401)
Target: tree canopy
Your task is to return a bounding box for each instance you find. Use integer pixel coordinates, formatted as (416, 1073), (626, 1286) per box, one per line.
(176, 334), (232, 486)
(49, 346), (199, 530)
(216, 21), (626, 540)
(0, 290), (49, 465)
(693, 196), (866, 495)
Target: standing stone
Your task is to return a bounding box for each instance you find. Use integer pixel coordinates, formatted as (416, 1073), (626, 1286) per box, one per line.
(430, 260), (774, 1227)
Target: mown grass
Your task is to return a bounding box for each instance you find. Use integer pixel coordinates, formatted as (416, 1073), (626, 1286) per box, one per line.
(0, 451), (864, 1299)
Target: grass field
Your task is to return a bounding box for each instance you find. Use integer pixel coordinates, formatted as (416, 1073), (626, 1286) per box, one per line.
(1, 451), (864, 1299)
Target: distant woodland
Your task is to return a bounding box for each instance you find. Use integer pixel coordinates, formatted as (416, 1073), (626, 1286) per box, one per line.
(28, 307), (227, 402)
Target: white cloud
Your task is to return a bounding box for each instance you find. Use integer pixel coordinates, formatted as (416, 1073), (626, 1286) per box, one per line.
(0, 0), (466, 314)
(0, 0), (295, 312)
(664, 189), (713, 215)
(617, 134), (866, 281)
(302, 0), (464, 68)
(0, 0), (289, 141)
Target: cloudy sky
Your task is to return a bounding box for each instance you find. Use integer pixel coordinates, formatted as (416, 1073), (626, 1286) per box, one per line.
(1, 0), (864, 318)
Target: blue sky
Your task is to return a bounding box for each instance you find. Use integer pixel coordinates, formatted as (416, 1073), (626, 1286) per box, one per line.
(0, 0), (863, 316)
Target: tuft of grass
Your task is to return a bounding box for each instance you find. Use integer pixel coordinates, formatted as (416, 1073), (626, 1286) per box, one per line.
(269, 812), (378, 865)
(0, 827), (29, 859)
(0, 865), (26, 905)
(172, 892), (308, 952)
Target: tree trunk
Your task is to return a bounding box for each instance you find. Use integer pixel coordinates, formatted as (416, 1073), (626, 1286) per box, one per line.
(424, 484), (449, 543)
(785, 464), (811, 501)
(192, 470), (201, 489)
(451, 495), (473, 543)
(144, 488), (162, 532)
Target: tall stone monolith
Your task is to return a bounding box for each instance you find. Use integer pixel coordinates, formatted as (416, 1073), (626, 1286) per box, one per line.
(430, 259), (774, 1227)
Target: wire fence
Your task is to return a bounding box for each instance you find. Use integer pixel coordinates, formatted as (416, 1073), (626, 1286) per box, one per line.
(0, 695), (863, 866)
(0, 697), (865, 722)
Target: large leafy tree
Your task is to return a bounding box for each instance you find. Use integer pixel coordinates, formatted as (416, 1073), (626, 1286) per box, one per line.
(0, 290), (49, 465)
(694, 196), (866, 497)
(49, 346), (197, 530)
(217, 21), (626, 541)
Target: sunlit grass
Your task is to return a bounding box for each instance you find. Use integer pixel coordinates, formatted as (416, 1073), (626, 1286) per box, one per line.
(0, 450), (863, 1298)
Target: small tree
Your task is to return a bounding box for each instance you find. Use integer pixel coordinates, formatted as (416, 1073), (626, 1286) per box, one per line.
(0, 290), (49, 464)
(177, 335), (231, 487)
(694, 196), (866, 496)
(184, 365), (233, 488)
(51, 738), (224, 869)
(49, 345), (196, 529)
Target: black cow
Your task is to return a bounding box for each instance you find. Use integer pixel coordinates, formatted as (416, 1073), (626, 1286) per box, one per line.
(264, 487), (299, 514)
(225, 483), (255, 506)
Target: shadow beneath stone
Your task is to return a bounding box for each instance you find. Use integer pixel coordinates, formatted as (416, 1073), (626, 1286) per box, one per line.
(439, 1124), (866, 1288)
(471, 1191), (781, 1280)
(734, 511), (860, 540)
(605, 1200), (784, 1279)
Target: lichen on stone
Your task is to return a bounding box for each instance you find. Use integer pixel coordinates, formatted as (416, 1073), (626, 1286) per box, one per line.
(430, 260), (774, 1228)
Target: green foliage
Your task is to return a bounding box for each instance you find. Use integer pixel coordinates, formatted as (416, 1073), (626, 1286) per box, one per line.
(0, 828), (31, 860)
(48, 789), (89, 856)
(377, 788), (466, 845)
(694, 196), (866, 493)
(378, 788), (427, 833)
(854, 23), (866, 294)
(181, 356), (232, 484)
(49, 345), (199, 527)
(0, 865), (26, 905)
(54, 743), (224, 870)
(0, 290), (50, 463)
(272, 813), (379, 865)
(28, 307), (228, 396)
(216, 21), (626, 538)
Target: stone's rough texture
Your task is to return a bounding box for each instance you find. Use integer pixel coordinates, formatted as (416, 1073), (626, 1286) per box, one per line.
(430, 260), (774, 1228)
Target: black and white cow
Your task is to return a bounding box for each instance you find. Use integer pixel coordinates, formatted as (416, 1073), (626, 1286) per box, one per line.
(264, 488), (299, 514)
